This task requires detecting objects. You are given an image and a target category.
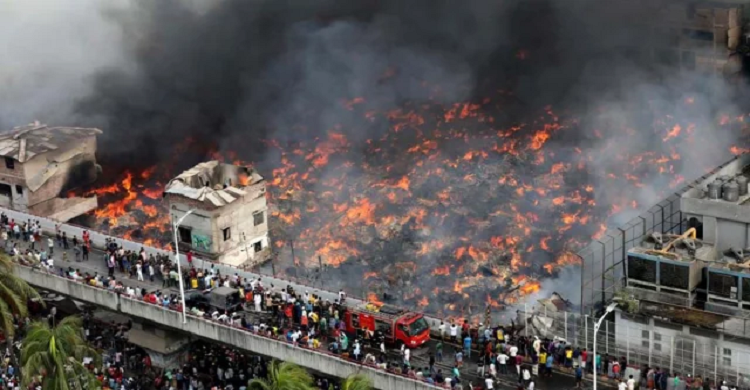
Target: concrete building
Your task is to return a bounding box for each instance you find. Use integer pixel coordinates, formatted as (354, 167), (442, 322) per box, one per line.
(164, 161), (270, 267)
(0, 122), (102, 221)
(614, 154), (750, 380)
(622, 0), (748, 75)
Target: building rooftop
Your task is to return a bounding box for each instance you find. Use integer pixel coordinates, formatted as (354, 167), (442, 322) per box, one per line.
(629, 231), (716, 263)
(681, 153), (750, 205)
(0, 122), (102, 163)
(165, 160), (264, 208)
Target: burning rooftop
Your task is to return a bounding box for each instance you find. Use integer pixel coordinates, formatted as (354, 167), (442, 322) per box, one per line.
(164, 160), (264, 208)
(164, 161), (270, 268)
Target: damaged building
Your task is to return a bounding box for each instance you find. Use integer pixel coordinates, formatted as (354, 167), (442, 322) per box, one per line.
(0, 122), (102, 221)
(164, 161), (270, 268)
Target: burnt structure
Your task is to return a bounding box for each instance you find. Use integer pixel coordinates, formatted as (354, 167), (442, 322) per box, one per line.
(0, 122), (101, 221)
(645, 0), (746, 74)
(164, 161), (270, 267)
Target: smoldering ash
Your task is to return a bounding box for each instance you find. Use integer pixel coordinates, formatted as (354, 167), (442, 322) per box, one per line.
(4, 0), (750, 320)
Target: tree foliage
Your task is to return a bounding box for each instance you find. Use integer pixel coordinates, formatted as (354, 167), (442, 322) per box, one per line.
(248, 360), (315, 390)
(21, 316), (100, 390)
(341, 373), (373, 390)
(0, 252), (41, 340)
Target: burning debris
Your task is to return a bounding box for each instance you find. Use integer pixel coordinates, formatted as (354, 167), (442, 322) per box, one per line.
(12, 0), (750, 322)
(65, 90), (750, 320)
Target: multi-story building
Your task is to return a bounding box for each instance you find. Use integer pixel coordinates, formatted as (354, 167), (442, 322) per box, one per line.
(620, 0), (747, 74)
(616, 153), (750, 380)
(0, 122), (102, 221)
(164, 160), (270, 267)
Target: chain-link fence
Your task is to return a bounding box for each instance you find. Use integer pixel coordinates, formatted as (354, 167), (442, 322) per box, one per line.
(579, 192), (687, 316)
(518, 306), (750, 386)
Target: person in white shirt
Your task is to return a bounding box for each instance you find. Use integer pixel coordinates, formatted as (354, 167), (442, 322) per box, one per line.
(489, 362), (497, 378)
(254, 292), (262, 312)
(484, 376), (494, 389)
(403, 347), (410, 363)
(353, 341), (361, 360)
(527, 380), (534, 390)
(498, 353), (508, 375)
(627, 375), (635, 390)
(509, 345), (518, 357)
(618, 379), (627, 390)
(136, 262), (144, 281)
(449, 323), (458, 342)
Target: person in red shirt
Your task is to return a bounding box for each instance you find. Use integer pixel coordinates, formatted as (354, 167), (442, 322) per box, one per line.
(187, 251), (193, 266)
(581, 348), (588, 369)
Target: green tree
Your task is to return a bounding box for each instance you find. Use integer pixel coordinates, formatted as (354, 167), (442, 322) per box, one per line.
(21, 316), (100, 390)
(341, 373), (373, 390)
(248, 360), (315, 390)
(0, 252), (41, 339)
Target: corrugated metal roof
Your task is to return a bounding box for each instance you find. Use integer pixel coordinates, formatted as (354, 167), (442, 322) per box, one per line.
(164, 160), (263, 208)
(0, 122), (101, 162)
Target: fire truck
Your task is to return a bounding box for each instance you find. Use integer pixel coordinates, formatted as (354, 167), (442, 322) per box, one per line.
(342, 301), (430, 348)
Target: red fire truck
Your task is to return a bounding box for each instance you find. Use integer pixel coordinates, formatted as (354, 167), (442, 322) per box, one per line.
(342, 301), (430, 348)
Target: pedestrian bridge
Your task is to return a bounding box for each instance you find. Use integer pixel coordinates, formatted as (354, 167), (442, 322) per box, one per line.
(15, 265), (436, 390)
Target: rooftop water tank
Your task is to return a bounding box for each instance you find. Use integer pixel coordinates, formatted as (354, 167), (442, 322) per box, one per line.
(707, 180), (722, 199)
(723, 180), (740, 202)
(736, 175), (748, 196)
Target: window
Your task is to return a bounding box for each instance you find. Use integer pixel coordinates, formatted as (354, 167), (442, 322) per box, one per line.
(0, 184), (10, 197)
(641, 330), (650, 349)
(223, 227), (231, 241)
(4, 158), (13, 170)
(253, 241), (262, 253)
(351, 314), (360, 328)
(723, 348), (732, 366)
(178, 226), (192, 244)
(253, 211), (264, 226)
(15, 185), (23, 196)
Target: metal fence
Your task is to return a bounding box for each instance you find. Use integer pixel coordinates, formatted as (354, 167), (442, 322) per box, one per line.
(519, 307), (750, 386)
(579, 192), (687, 315)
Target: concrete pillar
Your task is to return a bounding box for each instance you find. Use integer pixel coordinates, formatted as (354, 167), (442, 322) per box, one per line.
(703, 216), (718, 245)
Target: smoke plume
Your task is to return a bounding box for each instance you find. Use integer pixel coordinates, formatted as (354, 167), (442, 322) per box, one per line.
(2, 0), (749, 313)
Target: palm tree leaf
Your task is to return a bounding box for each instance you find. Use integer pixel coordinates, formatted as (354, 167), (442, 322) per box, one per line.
(342, 373), (374, 390)
(0, 298), (15, 340)
(21, 316), (100, 390)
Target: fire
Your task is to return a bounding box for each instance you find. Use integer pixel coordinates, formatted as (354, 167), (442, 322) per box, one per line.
(72, 82), (750, 321)
(433, 266), (451, 276)
(543, 251), (581, 274)
(367, 292), (383, 305)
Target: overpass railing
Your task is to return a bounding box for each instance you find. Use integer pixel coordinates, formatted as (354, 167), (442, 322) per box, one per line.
(13, 261), (438, 390)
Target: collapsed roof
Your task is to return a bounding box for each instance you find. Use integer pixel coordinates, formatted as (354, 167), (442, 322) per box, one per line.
(0, 122), (102, 163)
(164, 160), (263, 207)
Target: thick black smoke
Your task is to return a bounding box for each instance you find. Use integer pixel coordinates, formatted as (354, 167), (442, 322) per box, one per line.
(3, 0), (749, 311)
(60, 0), (742, 169)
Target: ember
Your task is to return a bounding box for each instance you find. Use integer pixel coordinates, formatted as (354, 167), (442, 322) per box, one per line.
(70, 87), (750, 320)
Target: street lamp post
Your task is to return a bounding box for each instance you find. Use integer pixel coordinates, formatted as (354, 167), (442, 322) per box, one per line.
(172, 209), (197, 324)
(593, 303), (618, 390)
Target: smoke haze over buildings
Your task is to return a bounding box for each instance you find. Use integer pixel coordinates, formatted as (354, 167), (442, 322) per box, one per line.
(2, 0), (748, 308)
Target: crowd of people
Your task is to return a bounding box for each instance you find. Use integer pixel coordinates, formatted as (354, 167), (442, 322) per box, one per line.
(5, 213), (750, 389)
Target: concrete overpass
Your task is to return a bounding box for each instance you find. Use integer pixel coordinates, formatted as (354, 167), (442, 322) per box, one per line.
(0, 207), (447, 328)
(15, 264), (436, 390)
